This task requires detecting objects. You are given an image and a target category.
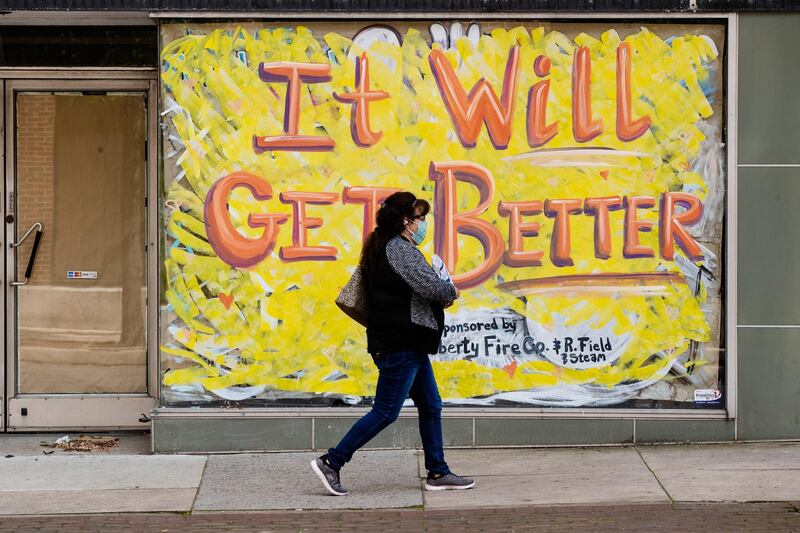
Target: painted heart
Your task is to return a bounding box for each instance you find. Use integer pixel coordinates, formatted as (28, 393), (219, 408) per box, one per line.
(219, 293), (234, 310)
(599, 169), (609, 179)
(503, 360), (518, 378)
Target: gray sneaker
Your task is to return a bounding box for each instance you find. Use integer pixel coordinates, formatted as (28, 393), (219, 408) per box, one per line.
(311, 456), (349, 496)
(425, 472), (475, 491)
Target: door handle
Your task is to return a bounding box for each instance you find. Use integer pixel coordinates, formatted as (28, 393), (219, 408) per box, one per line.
(10, 222), (43, 287)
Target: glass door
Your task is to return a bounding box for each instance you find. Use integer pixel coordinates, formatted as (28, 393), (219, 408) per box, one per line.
(4, 79), (156, 430)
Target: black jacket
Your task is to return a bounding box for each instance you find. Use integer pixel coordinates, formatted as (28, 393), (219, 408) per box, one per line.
(365, 236), (457, 355)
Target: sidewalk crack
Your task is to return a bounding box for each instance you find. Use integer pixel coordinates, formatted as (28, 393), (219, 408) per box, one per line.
(634, 446), (674, 505)
(189, 456), (210, 514)
(417, 451), (428, 510)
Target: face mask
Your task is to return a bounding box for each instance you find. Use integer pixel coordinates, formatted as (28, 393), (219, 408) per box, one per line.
(410, 219), (427, 245)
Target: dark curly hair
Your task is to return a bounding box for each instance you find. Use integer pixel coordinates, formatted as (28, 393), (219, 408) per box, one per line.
(360, 191), (430, 283)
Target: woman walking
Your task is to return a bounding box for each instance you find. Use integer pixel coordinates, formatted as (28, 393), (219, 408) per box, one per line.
(311, 191), (475, 496)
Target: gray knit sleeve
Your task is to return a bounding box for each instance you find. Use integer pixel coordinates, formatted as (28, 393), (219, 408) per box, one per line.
(385, 237), (457, 303)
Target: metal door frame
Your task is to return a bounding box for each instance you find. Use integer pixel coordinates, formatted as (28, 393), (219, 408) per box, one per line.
(2, 72), (158, 431)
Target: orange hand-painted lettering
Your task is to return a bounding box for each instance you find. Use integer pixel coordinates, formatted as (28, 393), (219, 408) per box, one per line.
(498, 200), (544, 267)
(616, 42), (652, 141)
(429, 161), (504, 288)
(429, 47), (520, 149)
(343, 186), (402, 241)
(527, 55), (559, 148)
(204, 172), (288, 268)
(279, 191), (339, 261)
(660, 192), (704, 260)
(334, 53), (390, 147)
(623, 196), (656, 258)
(584, 196), (623, 259)
(254, 62), (335, 152)
(545, 199), (583, 267)
(572, 46), (603, 143)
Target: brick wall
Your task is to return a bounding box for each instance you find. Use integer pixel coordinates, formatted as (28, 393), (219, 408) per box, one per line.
(16, 94), (55, 284)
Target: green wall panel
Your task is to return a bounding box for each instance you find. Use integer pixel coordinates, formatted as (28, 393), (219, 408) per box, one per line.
(737, 167), (800, 325)
(635, 419), (735, 442)
(475, 418), (633, 446)
(738, 328), (800, 439)
(153, 418), (312, 452)
(739, 14), (800, 164)
(314, 417), (473, 450)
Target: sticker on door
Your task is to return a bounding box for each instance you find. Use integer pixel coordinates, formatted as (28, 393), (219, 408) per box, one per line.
(67, 271), (98, 279)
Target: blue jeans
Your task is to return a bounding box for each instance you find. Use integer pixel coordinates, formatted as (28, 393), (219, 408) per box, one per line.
(327, 350), (449, 475)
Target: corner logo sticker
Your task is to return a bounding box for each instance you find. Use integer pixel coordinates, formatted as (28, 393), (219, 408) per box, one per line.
(694, 389), (722, 402)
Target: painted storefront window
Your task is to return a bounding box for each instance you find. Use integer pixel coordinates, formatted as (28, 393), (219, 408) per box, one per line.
(159, 21), (726, 408)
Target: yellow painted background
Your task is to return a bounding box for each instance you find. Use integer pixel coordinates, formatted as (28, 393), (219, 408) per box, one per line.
(159, 22), (724, 405)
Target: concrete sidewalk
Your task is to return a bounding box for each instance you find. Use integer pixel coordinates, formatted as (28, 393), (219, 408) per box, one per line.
(1, 436), (799, 515)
